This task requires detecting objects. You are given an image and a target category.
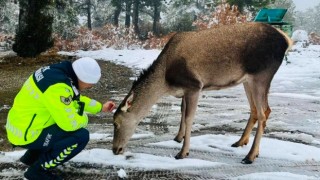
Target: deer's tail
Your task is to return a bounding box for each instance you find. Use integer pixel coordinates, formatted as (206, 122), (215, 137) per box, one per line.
(276, 28), (294, 54)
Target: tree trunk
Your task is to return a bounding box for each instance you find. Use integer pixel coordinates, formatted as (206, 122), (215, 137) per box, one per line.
(114, 0), (122, 26)
(196, 0), (200, 8)
(125, 0), (132, 28)
(152, 1), (161, 36)
(86, 0), (92, 30)
(132, 0), (140, 35)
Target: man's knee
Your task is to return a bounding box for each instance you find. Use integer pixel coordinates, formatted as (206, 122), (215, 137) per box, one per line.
(74, 128), (90, 145)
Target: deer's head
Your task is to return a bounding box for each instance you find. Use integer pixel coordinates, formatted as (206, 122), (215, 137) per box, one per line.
(112, 92), (138, 155)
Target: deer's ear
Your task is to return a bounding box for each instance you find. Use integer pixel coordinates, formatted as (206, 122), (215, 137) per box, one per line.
(121, 93), (134, 112)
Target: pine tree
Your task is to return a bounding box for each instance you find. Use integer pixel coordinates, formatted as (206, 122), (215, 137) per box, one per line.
(13, 0), (54, 57)
(163, 0), (203, 33)
(53, 0), (79, 39)
(227, 0), (275, 12)
(92, 0), (114, 27)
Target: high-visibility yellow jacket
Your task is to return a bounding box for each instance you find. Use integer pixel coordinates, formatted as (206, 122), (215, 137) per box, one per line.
(6, 61), (102, 146)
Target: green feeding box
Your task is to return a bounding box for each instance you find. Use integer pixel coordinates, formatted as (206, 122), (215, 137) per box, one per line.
(254, 8), (293, 37)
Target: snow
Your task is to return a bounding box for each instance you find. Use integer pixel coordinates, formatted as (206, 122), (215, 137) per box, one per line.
(151, 134), (320, 162)
(3, 136), (317, 170)
(59, 48), (161, 70)
(1, 43), (320, 179)
(117, 168), (127, 178)
(292, 30), (309, 42)
(231, 172), (319, 180)
(89, 132), (154, 141)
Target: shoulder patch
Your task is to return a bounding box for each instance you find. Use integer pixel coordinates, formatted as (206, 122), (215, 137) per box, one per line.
(60, 96), (72, 105)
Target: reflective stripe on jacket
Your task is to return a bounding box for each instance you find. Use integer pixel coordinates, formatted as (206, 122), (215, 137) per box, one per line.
(6, 61), (102, 145)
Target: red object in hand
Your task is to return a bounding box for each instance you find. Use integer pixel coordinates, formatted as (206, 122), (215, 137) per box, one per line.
(107, 102), (115, 111)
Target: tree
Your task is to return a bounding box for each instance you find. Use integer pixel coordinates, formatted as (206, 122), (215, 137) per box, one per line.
(143, 0), (163, 36)
(92, 0), (114, 27)
(0, 0), (19, 34)
(76, 0), (95, 30)
(294, 4), (320, 34)
(312, 3), (320, 34)
(111, 0), (122, 26)
(152, 0), (161, 36)
(132, 0), (140, 35)
(86, 0), (93, 30)
(269, 0), (295, 23)
(226, 0), (275, 13)
(163, 0), (203, 33)
(13, 0), (54, 57)
(125, 0), (132, 27)
(53, 0), (79, 39)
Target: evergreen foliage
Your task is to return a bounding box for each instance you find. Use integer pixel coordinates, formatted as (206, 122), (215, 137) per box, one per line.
(0, 1), (19, 34)
(13, 0), (54, 57)
(1, 0), (320, 53)
(53, 0), (79, 39)
(226, 0), (275, 12)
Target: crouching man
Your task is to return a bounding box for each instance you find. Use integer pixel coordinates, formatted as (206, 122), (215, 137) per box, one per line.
(6, 57), (115, 180)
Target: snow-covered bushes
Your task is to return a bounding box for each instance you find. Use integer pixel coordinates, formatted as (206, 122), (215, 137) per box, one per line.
(0, 2), (18, 34)
(53, 25), (137, 51)
(193, 2), (250, 30)
(309, 32), (320, 45)
(53, 1), (251, 52)
(0, 34), (14, 51)
(292, 30), (309, 42)
(292, 30), (309, 48)
(53, 25), (174, 51)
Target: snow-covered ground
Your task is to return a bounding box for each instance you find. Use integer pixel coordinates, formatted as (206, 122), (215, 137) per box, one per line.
(1, 43), (320, 179)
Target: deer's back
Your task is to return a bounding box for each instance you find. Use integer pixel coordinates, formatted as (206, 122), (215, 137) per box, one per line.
(163, 22), (288, 90)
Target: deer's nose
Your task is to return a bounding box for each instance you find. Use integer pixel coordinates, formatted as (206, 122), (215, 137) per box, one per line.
(112, 147), (123, 155)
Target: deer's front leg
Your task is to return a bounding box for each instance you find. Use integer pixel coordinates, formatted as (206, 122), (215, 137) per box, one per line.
(175, 91), (200, 159)
(174, 97), (186, 143)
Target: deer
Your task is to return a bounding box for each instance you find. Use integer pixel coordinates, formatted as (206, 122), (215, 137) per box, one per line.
(112, 22), (292, 164)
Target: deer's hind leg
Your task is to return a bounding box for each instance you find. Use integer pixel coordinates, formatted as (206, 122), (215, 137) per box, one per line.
(232, 81), (271, 148)
(232, 82), (258, 148)
(241, 74), (273, 164)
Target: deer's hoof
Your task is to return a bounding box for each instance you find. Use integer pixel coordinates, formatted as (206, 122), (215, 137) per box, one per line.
(173, 136), (184, 143)
(174, 152), (189, 159)
(231, 142), (240, 147)
(241, 157), (253, 164)
(231, 141), (243, 147)
(231, 140), (248, 147)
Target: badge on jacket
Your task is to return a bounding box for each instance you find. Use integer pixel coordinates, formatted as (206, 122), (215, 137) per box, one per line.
(61, 96), (72, 105)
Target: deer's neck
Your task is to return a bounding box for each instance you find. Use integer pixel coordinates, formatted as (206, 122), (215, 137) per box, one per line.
(131, 63), (167, 119)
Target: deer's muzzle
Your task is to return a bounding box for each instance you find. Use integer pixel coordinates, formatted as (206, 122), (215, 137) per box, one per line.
(112, 147), (124, 155)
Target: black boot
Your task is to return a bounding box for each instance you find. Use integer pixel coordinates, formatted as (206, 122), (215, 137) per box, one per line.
(24, 163), (62, 180)
(20, 149), (41, 166)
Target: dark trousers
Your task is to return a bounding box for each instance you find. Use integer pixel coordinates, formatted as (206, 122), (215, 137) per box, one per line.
(21, 124), (89, 169)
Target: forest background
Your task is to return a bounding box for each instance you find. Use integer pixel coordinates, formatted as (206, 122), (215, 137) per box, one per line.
(0, 0), (320, 57)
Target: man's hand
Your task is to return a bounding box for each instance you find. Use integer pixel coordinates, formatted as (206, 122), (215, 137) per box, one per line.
(101, 101), (116, 112)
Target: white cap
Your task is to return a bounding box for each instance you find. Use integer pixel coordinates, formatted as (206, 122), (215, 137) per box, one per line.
(72, 57), (101, 84)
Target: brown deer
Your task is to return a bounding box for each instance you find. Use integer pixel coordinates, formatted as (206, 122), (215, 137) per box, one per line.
(112, 22), (292, 164)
